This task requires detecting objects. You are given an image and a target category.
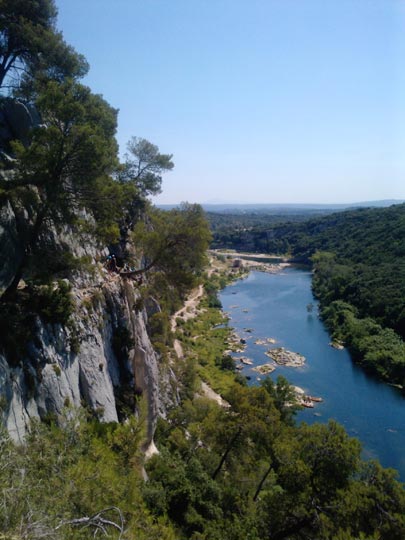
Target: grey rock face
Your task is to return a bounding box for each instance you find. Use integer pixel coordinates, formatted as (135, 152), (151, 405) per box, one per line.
(0, 201), (22, 289)
(0, 98), (40, 150)
(0, 274), (174, 445)
(0, 96), (177, 443)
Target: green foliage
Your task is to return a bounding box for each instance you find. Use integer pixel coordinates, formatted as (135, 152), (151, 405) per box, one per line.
(28, 248), (93, 283)
(87, 174), (138, 244)
(119, 136), (174, 197)
(145, 449), (223, 537)
(321, 300), (405, 384)
(0, 281), (74, 364)
(146, 386), (405, 540)
(204, 279), (222, 308)
(0, 414), (176, 540)
(0, 0), (88, 93)
(31, 280), (74, 325)
(261, 375), (301, 425)
(216, 354), (236, 372)
(133, 203), (212, 294)
(1, 78), (120, 299)
(176, 305), (238, 396)
(149, 311), (170, 347)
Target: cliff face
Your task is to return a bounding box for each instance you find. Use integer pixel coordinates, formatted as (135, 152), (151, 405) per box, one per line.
(0, 271), (175, 445)
(0, 201), (176, 445)
(0, 98), (177, 446)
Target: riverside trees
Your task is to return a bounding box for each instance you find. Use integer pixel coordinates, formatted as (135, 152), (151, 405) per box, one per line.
(210, 204), (405, 386)
(145, 383), (405, 540)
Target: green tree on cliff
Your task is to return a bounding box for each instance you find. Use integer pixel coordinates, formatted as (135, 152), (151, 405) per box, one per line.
(0, 0), (88, 93)
(132, 203), (212, 291)
(119, 136), (174, 197)
(0, 79), (119, 299)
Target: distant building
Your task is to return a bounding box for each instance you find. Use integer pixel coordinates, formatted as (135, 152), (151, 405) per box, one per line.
(232, 258), (243, 268)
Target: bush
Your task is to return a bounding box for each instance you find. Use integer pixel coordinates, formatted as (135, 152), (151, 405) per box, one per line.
(216, 354), (235, 372)
(31, 280), (74, 325)
(112, 326), (133, 361)
(149, 312), (170, 345)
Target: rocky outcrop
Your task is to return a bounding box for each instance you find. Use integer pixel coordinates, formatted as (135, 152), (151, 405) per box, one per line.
(0, 98), (176, 445)
(0, 98), (41, 151)
(0, 180), (174, 445)
(0, 272), (175, 444)
(0, 201), (23, 289)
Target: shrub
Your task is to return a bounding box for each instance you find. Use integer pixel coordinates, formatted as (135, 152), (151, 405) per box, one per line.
(32, 280), (74, 325)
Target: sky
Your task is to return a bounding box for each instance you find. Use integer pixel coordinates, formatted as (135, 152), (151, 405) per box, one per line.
(55, 0), (405, 205)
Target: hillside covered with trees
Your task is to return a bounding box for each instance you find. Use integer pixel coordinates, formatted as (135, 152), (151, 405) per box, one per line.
(211, 204), (405, 385)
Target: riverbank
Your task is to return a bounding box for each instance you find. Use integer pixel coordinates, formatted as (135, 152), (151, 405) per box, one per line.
(172, 255), (405, 477)
(210, 249), (290, 274)
(219, 267), (405, 479)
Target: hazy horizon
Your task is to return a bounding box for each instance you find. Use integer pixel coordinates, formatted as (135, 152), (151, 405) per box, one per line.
(158, 198), (405, 207)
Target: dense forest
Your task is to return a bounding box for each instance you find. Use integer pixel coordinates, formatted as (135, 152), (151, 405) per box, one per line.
(210, 204), (405, 385)
(0, 2), (404, 540)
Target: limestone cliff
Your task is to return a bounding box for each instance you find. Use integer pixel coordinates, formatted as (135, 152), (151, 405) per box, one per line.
(0, 196), (176, 446)
(0, 97), (178, 447)
(0, 268), (177, 445)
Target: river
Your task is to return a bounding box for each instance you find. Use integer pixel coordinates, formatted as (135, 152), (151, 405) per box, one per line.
(220, 267), (405, 480)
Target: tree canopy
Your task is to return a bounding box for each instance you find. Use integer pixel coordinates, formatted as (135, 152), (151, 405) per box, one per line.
(0, 0), (88, 93)
(0, 79), (119, 298)
(133, 203), (212, 292)
(119, 136), (174, 198)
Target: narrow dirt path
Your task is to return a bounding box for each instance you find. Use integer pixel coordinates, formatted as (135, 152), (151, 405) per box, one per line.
(170, 284), (204, 333)
(170, 279), (230, 409)
(170, 284), (204, 362)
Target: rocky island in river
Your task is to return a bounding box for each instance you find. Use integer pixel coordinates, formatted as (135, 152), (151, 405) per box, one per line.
(264, 347), (305, 367)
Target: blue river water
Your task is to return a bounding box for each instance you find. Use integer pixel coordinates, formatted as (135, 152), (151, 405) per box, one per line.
(220, 268), (405, 480)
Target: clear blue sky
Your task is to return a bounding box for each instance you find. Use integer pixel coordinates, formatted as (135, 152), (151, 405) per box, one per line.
(55, 0), (405, 205)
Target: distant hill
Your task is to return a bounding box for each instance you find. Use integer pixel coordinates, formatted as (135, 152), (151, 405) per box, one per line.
(159, 199), (404, 213)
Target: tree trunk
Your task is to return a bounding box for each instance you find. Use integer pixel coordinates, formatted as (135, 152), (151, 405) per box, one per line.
(212, 426), (242, 480)
(0, 204), (47, 301)
(253, 463), (272, 502)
